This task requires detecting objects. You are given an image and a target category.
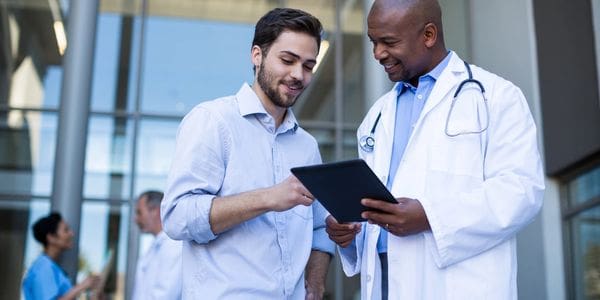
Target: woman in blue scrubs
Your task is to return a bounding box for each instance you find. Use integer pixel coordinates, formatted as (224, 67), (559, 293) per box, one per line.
(22, 212), (99, 300)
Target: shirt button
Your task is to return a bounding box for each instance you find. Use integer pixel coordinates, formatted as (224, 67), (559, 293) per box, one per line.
(417, 94), (423, 100)
(367, 275), (372, 282)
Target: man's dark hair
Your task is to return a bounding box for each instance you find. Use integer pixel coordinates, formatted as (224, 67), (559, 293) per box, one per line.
(139, 190), (164, 210)
(252, 7), (323, 71)
(32, 212), (62, 247)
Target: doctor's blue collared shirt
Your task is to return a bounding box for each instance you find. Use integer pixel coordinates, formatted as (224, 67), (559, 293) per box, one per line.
(377, 51), (452, 253)
(161, 83), (334, 299)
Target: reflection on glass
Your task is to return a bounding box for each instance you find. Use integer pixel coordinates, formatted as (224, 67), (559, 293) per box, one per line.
(0, 198), (48, 300)
(90, 14), (123, 112)
(135, 118), (180, 194)
(141, 17), (254, 115)
(571, 204), (600, 300)
(91, 12), (143, 113)
(84, 116), (133, 200)
(0, 111), (57, 196)
(304, 128), (334, 162)
(568, 167), (600, 206)
(79, 201), (129, 298)
(0, 2), (64, 109)
(343, 129), (358, 159)
(42, 67), (63, 109)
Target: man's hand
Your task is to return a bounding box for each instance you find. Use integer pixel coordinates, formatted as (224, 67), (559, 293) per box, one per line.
(325, 215), (361, 248)
(267, 175), (314, 212)
(361, 197), (430, 236)
(209, 175), (314, 234)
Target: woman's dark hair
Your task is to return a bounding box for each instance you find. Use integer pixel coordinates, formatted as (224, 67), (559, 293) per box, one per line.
(252, 8), (323, 71)
(32, 212), (62, 247)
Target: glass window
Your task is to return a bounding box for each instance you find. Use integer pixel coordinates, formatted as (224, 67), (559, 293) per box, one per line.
(0, 111), (57, 196)
(41, 67), (63, 109)
(134, 118), (180, 194)
(140, 17), (254, 115)
(306, 128), (335, 162)
(568, 167), (600, 207)
(91, 11), (143, 113)
(343, 129), (359, 159)
(566, 165), (600, 300)
(84, 115), (133, 200)
(90, 14), (124, 112)
(79, 200), (129, 298)
(570, 204), (600, 300)
(3, 198), (49, 300)
(0, 2), (64, 110)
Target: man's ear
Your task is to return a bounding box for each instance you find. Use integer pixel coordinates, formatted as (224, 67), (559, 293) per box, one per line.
(423, 22), (438, 48)
(251, 45), (263, 70)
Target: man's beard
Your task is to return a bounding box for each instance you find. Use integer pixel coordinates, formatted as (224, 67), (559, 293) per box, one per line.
(257, 61), (304, 109)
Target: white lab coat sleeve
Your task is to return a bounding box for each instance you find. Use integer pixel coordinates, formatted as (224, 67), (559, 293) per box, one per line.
(337, 223), (366, 276)
(161, 106), (229, 244)
(150, 239), (182, 300)
(422, 79), (545, 268)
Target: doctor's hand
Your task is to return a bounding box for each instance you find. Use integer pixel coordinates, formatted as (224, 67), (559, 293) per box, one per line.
(361, 197), (430, 237)
(325, 215), (361, 248)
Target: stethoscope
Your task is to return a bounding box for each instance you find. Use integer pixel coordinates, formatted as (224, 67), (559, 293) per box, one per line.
(359, 61), (489, 153)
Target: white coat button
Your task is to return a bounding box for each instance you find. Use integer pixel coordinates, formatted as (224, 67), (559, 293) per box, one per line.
(367, 275), (372, 282)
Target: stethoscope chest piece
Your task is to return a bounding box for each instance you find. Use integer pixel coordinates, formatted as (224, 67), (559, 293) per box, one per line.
(359, 134), (375, 152)
(359, 110), (382, 153)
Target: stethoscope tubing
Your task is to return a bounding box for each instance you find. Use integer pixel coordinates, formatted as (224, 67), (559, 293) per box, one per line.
(359, 60), (488, 153)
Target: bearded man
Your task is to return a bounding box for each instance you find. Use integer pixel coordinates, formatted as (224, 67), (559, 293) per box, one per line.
(161, 7), (334, 300)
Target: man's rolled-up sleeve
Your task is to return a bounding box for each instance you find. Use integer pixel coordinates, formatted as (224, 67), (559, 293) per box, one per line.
(161, 106), (229, 244)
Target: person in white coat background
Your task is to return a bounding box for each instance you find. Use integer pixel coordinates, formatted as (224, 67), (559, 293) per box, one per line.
(132, 190), (182, 300)
(325, 0), (545, 299)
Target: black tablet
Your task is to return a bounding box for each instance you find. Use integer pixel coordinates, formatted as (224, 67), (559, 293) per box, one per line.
(291, 159), (397, 223)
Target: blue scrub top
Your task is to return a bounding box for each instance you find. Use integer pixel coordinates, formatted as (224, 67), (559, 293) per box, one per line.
(22, 254), (72, 300)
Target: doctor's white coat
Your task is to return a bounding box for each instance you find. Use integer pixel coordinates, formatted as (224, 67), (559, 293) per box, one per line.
(338, 52), (545, 299)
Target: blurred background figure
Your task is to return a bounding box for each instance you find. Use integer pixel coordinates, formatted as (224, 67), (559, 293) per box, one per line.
(22, 212), (100, 300)
(132, 190), (182, 300)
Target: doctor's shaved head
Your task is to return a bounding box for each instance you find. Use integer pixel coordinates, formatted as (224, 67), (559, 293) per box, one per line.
(370, 0), (445, 45)
(368, 0), (447, 84)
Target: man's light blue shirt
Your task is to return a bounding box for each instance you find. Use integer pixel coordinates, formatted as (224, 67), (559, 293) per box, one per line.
(162, 83), (335, 299)
(378, 52), (452, 253)
(22, 254), (72, 300)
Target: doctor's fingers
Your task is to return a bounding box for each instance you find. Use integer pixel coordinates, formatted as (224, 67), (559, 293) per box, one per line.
(360, 198), (399, 212)
(325, 223), (360, 237)
(325, 215), (361, 230)
(327, 232), (357, 248)
(360, 210), (397, 226)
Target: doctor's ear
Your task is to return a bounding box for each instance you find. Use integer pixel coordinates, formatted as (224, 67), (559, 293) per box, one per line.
(423, 22), (438, 48)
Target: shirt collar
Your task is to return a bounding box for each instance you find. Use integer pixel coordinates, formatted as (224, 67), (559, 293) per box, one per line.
(396, 51), (452, 94)
(236, 83), (299, 133)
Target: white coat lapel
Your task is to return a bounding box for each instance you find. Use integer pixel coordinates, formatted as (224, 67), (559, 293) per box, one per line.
(372, 89), (397, 184)
(420, 52), (466, 118)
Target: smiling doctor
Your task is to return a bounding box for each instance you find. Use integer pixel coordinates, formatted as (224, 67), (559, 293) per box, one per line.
(325, 0), (545, 299)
